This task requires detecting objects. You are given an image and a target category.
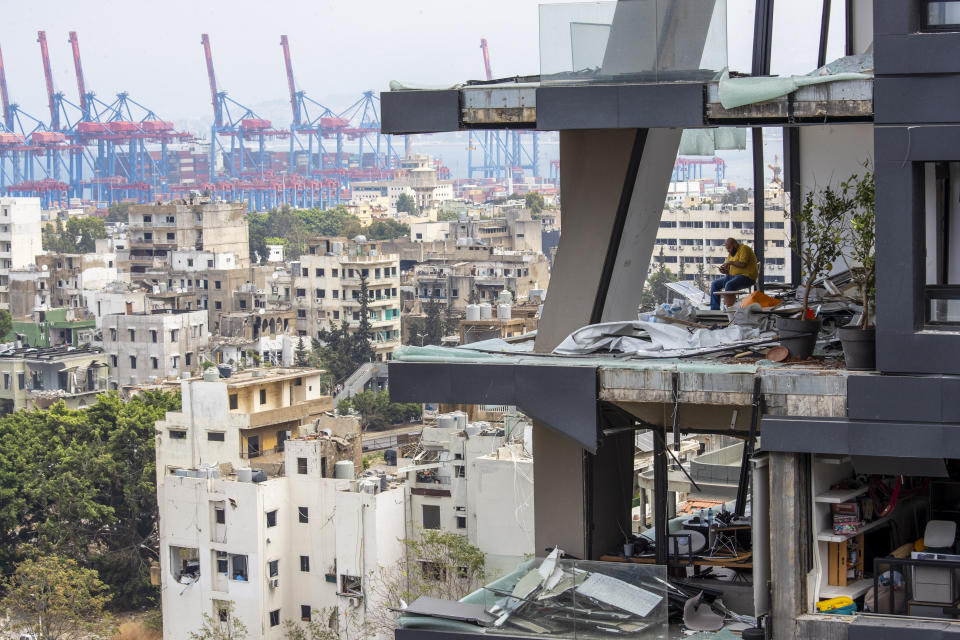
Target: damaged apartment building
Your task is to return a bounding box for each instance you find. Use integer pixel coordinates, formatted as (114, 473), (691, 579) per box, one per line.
(383, 1), (960, 639)
(155, 366), (405, 640)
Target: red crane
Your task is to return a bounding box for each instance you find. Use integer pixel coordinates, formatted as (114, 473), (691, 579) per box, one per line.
(280, 35), (299, 126)
(200, 34), (220, 127)
(0, 42), (11, 130)
(68, 31), (87, 118)
(480, 38), (493, 81)
(36, 31), (58, 130)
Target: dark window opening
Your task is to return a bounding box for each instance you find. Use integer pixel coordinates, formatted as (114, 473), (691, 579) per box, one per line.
(169, 430), (187, 439)
(269, 610), (280, 627)
(297, 457), (308, 474)
(229, 394), (238, 410)
(298, 506), (309, 523)
(208, 431), (225, 442)
(301, 605), (312, 622)
(422, 504), (441, 529)
(269, 559), (279, 577)
(266, 509), (277, 527)
(300, 555), (310, 572)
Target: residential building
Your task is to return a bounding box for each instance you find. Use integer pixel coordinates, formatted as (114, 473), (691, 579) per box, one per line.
(409, 209), (542, 253)
(102, 310), (209, 386)
(404, 412), (534, 575)
(84, 285), (148, 329)
(0, 197), (42, 311)
(381, 2), (960, 639)
(407, 247), (550, 310)
(294, 237), (401, 360)
(11, 308), (96, 348)
(124, 201), (250, 275)
(654, 197), (792, 284)
(156, 368), (404, 640)
(8, 253), (120, 318)
(0, 345), (109, 414)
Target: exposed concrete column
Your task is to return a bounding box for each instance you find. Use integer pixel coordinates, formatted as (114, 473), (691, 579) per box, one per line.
(535, 128), (682, 352)
(532, 419), (586, 558)
(769, 452), (807, 640)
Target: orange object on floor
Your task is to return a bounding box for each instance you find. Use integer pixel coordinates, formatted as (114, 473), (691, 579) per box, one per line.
(740, 290), (783, 309)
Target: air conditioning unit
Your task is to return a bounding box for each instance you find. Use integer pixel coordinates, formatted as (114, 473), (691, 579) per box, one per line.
(269, 578), (279, 589)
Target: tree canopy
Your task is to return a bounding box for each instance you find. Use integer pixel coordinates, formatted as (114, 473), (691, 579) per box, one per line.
(525, 192), (545, 215)
(395, 192), (417, 214)
(248, 206), (409, 262)
(42, 216), (107, 254)
(2, 554), (111, 640)
(0, 390), (181, 609)
(336, 390), (421, 431)
(313, 273), (374, 382)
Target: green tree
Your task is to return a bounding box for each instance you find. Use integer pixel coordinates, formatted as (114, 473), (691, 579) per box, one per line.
(351, 272), (375, 367)
(190, 603), (248, 640)
(283, 608), (340, 640)
(721, 188), (750, 205)
(106, 201), (131, 223)
(365, 219), (410, 240)
(295, 337), (309, 367)
(337, 390), (420, 430)
(525, 192), (545, 215)
(395, 192), (417, 214)
(0, 391), (181, 609)
(0, 308), (11, 340)
(42, 216), (107, 253)
(364, 530), (486, 636)
(640, 248), (679, 311)
(2, 554), (111, 640)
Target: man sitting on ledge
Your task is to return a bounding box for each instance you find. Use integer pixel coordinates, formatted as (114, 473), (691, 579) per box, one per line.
(710, 237), (759, 310)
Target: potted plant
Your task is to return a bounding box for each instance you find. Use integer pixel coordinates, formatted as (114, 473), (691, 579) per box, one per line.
(783, 183), (848, 358)
(838, 165), (876, 370)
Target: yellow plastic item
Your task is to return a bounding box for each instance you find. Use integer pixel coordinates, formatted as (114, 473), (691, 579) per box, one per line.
(915, 538), (926, 552)
(817, 596), (855, 612)
(740, 290), (783, 309)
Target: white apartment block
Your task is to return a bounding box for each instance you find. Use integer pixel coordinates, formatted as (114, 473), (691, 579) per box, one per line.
(654, 201), (792, 285)
(102, 310), (209, 386)
(404, 412), (535, 575)
(294, 238), (401, 360)
(0, 198), (42, 311)
(156, 369), (404, 640)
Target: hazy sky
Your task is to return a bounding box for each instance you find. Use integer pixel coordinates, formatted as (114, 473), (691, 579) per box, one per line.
(1, 1), (839, 124)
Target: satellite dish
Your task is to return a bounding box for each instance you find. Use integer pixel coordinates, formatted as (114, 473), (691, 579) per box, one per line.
(259, 308), (265, 315)
(41, 265), (48, 271)
(272, 272), (279, 280)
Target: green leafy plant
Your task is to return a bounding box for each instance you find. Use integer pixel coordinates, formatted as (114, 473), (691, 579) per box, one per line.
(840, 164), (876, 329)
(791, 184), (850, 316)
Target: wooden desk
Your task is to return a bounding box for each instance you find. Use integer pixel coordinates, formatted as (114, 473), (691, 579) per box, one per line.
(600, 552), (753, 570)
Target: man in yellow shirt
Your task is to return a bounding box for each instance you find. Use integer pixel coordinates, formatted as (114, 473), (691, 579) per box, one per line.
(709, 237), (759, 310)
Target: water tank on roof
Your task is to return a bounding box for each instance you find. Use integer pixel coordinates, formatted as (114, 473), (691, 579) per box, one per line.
(251, 469), (267, 483)
(452, 411), (468, 429)
(353, 235), (367, 243)
(202, 367), (220, 382)
(359, 479), (378, 494)
(379, 473), (388, 491)
(437, 414), (457, 429)
(497, 304), (512, 320)
(384, 449), (397, 466)
(218, 364), (232, 379)
(334, 460), (355, 479)
(479, 303), (492, 320)
(465, 304), (480, 321)
(498, 290), (513, 305)
(237, 468), (253, 482)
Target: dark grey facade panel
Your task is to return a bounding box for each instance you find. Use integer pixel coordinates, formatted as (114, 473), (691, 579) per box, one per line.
(874, 77), (960, 125)
(875, 34), (960, 75)
(847, 375), (960, 423)
(536, 83), (704, 130)
(874, 126), (960, 375)
(387, 361), (600, 451)
(873, 2), (918, 37)
(380, 90), (461, 134)
(535, 85), (620, 130)
(761, 415), (960, 458)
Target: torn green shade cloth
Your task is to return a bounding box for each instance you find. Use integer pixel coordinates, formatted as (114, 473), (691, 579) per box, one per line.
(679, 128), (747, 155)
(717, 68), (872, 109)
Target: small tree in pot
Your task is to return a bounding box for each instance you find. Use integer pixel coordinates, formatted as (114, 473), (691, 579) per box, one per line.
(839, 165), (876, 369)
(784, 183), (848, 357)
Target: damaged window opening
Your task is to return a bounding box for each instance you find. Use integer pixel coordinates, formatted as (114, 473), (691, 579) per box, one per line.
(925, 162), (960, 327)
(339, 575), (362, 597)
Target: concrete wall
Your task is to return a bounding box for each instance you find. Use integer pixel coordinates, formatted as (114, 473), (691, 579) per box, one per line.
(102, 310), (209, 385)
